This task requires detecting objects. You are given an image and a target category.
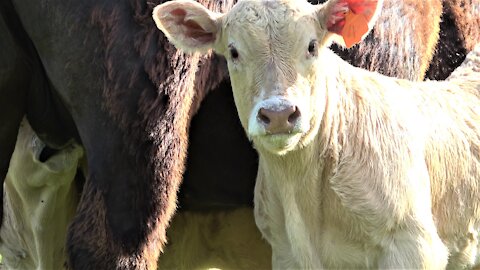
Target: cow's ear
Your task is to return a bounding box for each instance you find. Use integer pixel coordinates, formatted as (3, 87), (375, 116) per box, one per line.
(317, 0), (382, 48)
(153, 0), (222, 53)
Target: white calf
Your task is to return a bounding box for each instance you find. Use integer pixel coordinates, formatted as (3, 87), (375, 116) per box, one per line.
(159, 207), (271, 269)
(0, 119), (83, 270)
(153, 0), (480, 268)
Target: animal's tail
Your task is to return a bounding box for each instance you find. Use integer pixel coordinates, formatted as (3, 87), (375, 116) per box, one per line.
(447, 44), (480, 80)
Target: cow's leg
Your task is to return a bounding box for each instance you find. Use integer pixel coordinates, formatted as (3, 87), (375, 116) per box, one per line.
(65, 104), (185, 269)
(66, 124), (151, 269)
(256, 204), (301, 269)
(377, 166), (449, 269)
(378, 224), (448, 269)
(0, 12), (29, 226)
(445, 227), (479, 269)
(254, 169), (304, 269)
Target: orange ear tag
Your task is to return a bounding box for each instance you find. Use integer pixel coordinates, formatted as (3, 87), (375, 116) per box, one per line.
(341, 11), (369, 48)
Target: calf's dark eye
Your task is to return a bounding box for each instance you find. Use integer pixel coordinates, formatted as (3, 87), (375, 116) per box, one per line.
(308, 40), (317, 56)
(229, 45), (239, 60)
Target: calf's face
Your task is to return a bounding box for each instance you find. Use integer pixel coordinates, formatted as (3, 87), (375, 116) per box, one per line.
(153, 0), (380, 155)
(217, 0), (327, 155)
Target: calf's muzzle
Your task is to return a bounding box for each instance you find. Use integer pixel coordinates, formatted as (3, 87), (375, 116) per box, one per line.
(257, 105), (300, 134)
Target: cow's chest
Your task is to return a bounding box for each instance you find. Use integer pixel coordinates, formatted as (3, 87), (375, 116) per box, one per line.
(258, 166), (385, 268)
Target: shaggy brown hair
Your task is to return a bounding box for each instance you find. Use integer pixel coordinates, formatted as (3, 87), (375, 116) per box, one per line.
(67, 0), (233, 268)
(425, 0), (480, 80)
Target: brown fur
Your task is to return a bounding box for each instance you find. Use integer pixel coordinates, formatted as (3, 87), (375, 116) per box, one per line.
(65, 0), (235, 268)
(425, 0), (480, 80)
(325, 0), (442, 81)
(444, 0), (480, 51)
(321, 0), (480, 81)
(68, 180), (119, 268)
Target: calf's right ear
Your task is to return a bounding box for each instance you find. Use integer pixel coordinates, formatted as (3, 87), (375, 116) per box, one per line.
(318, 0), (382, 48)
(153, 0), (222, 53)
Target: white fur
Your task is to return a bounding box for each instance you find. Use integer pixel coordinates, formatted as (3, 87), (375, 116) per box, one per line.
(251, 48), (480, 269)
(0, 119), (83, 270)
(159, 208), (271, 269)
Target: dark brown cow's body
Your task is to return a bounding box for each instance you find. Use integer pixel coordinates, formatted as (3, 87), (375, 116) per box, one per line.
(0, 0), (233, 268)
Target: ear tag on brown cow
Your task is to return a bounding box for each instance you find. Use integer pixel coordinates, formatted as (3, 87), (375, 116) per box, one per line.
(341, 10), (369, 48)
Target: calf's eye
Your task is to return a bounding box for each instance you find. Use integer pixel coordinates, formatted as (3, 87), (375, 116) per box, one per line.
(229, 44), (239, 60)
(308, 40), (317, 56)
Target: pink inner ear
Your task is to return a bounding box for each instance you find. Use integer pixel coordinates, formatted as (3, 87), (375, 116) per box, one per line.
(326, 0), (377, 34)
(326, 0), (349, 34)
(169, 8), (215, 43)
(184, 20), (215, 43)
(171, 8), (187, 17)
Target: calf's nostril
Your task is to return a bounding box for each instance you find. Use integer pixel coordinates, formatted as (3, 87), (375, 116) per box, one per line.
(258, 108), (271, 124)
(288, 106), (300, 124)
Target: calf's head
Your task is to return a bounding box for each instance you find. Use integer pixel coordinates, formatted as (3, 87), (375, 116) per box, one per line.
(153, 0), (381, 155)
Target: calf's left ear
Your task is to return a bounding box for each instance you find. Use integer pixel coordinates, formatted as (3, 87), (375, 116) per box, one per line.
(153, 0), (222, 53)
(317, 0), (382, 48)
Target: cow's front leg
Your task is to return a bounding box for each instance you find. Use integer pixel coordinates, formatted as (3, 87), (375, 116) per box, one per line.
(377, 166), (449, 269)
(66, 104), (185, 269)
(254, 170), (295, 269)
(271, 245), (301, 269)
(378, 218), (448, 269)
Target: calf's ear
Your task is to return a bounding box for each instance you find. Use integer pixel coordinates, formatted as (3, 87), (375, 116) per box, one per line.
(153, 0), (222, 53)
(317, 0), (382, 48)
